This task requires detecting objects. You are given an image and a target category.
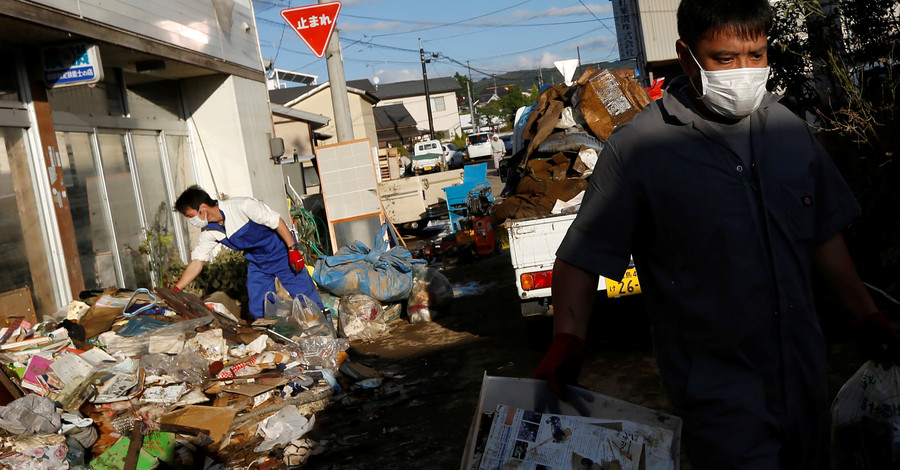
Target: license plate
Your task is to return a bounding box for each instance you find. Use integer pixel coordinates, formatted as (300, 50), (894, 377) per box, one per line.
(424, 166), (433, 171)
(605, 267), (641, 298)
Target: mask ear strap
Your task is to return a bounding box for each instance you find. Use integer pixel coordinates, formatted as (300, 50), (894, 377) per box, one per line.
(686, 47), (706, 98)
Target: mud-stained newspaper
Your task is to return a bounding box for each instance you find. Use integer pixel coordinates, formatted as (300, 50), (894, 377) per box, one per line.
(477, 404), (675, 470)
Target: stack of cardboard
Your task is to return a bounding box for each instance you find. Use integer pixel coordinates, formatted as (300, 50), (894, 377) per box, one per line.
(493, 68), (655, 223)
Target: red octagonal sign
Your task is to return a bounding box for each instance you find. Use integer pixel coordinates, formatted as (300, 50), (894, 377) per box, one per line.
(281, 2), (342, 58)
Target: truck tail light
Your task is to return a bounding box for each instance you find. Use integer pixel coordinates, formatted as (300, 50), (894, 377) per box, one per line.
(521, 270), (552, 291)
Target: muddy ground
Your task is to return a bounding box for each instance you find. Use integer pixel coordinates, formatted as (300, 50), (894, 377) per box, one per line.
(296, 246), (869, 469)
(298, 168), (871, 469)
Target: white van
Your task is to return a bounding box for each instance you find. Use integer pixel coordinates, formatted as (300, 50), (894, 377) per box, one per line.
(465, 132), (495, 160)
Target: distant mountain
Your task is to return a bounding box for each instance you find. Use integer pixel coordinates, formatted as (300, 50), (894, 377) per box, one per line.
(471, 59), (637, 96)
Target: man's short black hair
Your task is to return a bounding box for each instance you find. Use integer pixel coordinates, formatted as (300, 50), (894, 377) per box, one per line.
(174, 185), (217, 214)
(677, 0), (772, 49)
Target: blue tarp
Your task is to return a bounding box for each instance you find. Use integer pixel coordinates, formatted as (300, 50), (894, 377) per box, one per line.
(313, 224), (425, 303)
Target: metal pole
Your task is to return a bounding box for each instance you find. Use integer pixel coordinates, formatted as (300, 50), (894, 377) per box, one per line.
(419, 38), (435, 139)
(467, 61), (479, 133)
(320, 0), (354, 142)
(465, 77), (476, 136)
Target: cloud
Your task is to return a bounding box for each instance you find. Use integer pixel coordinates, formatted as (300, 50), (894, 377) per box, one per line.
(475, 52), (565, 77)
(340, 21), (402, 33)
(374, 68), (423, 84)
(510, 4), (612, 19)
(566, 35), (618, 52)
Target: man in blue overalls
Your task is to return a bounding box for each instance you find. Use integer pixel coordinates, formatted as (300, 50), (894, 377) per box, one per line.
(173, 186), (323, 318)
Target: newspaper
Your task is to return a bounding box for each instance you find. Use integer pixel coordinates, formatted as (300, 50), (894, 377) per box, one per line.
(477, 404), (675, 470)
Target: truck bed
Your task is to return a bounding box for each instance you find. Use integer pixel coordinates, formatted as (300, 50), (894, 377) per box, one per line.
(378, 170), (464, 226)
(508, 213), (578, 302)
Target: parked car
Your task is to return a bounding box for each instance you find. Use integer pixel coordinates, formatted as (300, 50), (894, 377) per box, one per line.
(465, 132), (496, 161)
(442, 143), (464, 169)
(412, 139), (445, 174)
(499, 134), (513, 155)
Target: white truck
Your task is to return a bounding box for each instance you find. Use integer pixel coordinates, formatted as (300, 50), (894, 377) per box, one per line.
(378, 169), (464, 231)
(507, 207), (641, 317)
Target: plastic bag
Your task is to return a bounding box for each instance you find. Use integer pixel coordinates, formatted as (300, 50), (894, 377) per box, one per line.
(832, 360), (900, 468)
(171, 348), (210, 385)
(407, 267), (454, 323)
(313, 223), (426, 302)
(338, 294), (389, 341)
(255, 406), (315, 452)
(140, 353), (176, 377)
(291, 294), (336, 338)
(264, 292), (293, 320)
(297, 336), (349, 370)
(265, 293), (335, 340)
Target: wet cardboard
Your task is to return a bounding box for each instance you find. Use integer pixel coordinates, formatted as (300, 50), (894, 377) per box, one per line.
(159, 405), (237, 442)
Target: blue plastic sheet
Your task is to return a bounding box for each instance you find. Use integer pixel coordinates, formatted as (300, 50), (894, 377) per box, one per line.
(313, 224), (425, 302)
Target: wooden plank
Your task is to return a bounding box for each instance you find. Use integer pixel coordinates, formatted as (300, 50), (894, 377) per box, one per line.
(25, 61), (86, 298)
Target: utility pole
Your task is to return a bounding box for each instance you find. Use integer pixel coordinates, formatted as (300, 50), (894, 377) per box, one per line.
(320, 0), (353, 142)
(468, 61), (479, 133)
(419, 38), (435, 139)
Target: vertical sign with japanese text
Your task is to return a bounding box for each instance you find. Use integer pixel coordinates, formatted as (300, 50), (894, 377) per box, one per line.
(612, 0), (638, 60)
(281, 2), (342, 58)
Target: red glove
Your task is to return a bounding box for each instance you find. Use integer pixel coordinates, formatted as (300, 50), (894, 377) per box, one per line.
(854, 311), (900, 367)
(288, 244), (306, 274)
(534, 333), (586, 400)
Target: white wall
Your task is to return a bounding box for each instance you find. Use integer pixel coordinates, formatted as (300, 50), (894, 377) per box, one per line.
(380, 91), (461, 139)
(34, 0), (263, 71)
(180, 74), (290, 220)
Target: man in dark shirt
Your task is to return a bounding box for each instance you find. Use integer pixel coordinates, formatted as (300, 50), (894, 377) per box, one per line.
(535, 0), (897, 468)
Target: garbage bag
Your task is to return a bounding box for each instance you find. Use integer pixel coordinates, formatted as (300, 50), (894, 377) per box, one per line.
(832, 360), (900, 468)
(313, 223), (426, 302)
(338, 294), (389, 341)
(407, 266), (454, 324)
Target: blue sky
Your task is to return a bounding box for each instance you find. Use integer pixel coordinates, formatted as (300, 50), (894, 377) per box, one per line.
(252, 0), (620, 84)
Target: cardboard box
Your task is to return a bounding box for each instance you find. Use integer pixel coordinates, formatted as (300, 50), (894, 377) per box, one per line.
(460, 374), (682, 470)
(573, 69), (649, 141)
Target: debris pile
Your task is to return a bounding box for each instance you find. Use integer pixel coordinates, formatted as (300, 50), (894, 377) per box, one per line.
(493, 68), (654, 224)
(0, 226), (453, 469)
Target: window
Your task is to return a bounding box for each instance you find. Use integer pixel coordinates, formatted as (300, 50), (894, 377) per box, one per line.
(431, 96), (445, 112)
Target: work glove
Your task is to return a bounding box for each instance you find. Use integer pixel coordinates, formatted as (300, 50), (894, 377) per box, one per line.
(288, 243), (306, 274)
(534, 333), (586, 401)
(854, 311), (900, 367)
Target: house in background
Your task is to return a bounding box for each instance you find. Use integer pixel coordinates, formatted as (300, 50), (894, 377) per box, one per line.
(373, 104), (422, 149)
(372, 77), (462, 140)
(270, 104), (330, 196)
(269, 79), (380, 150)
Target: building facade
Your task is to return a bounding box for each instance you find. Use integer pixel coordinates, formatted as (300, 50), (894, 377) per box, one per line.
(0, 0), (288, 318)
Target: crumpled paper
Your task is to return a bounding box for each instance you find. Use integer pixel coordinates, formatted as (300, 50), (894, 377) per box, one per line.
(0, 395), (61, 435)
(255, 406), (315, 452)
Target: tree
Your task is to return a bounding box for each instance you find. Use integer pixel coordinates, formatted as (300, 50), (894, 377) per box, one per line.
(769, 0), (900, 297)
(454, 72), (473, 108)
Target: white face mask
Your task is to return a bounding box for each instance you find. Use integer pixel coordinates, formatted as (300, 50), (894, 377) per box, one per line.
(689, 48), (770, 120)
(188, 209), (208, 229)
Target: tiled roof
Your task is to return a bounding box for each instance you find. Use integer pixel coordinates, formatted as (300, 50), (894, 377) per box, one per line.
(372, 77), (460, 100)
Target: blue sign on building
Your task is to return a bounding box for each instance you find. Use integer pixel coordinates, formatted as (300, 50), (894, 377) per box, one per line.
(41, 43), (104, 88)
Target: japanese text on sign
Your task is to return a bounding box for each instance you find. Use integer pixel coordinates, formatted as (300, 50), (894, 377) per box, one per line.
(292, 14), (332, 30)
